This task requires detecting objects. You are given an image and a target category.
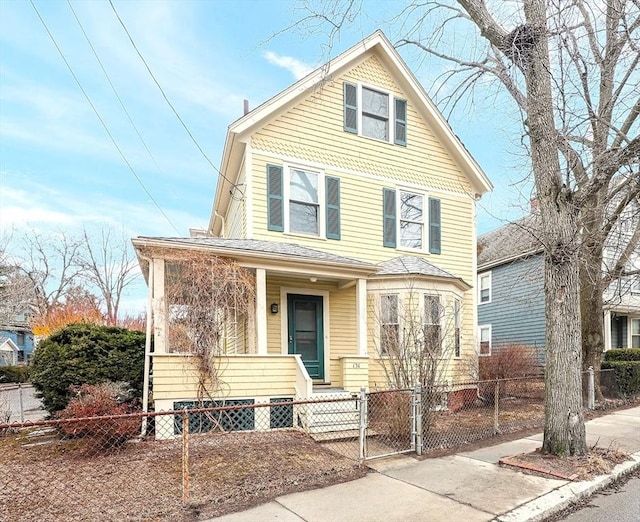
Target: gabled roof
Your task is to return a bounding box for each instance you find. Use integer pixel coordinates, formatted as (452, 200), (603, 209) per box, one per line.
(372, 255), (471, 290)
(0, 337), (19, 352)
(210, 30), (493, 234)
(477, 213), (544, 271)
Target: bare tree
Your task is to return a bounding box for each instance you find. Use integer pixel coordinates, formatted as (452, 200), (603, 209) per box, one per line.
(19, 230), (83, 325)
(163, 253), (255, 402)
(286, 0), (639, 455)
(75, 228), (140, 325)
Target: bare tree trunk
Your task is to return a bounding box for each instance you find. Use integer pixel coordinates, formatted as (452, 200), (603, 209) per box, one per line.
(580, 195), (605, 401)
(521, 0), (586, 456)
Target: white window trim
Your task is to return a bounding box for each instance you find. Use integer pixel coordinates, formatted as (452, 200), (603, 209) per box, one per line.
(397, 187), (427, 253)
(478, 272), (492, 305)
(283, 164), (326, 238)
(630, 317), (640, 349)
(479, 324), (492, 357)
(357, 82), (396, 144)
(423, 293), (445, 359)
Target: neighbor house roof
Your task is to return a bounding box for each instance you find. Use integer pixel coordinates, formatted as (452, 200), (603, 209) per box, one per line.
(477, 213), (544, 271)
(210, 30), (493, 235)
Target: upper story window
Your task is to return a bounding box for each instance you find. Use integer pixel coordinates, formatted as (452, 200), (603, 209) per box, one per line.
(16, 332), (25, 346)
(383, 188), (440, 253)
(344, 82), (407, 146)
(289, 169), (319, 235)
(267, 164), (341, 239)
(631, 277), (640, 295)
(478, 272), (492, 304)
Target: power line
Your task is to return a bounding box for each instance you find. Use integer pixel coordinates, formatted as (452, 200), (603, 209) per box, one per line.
(108, 0), (243, 196)
(29, 0), (182, 236)
(66, 0), (207, 231)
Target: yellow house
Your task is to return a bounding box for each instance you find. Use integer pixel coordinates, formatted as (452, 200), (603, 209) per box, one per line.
(133, 31), (492, 431)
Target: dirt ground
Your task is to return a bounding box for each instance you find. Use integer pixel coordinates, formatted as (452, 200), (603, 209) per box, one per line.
(0, 429), (366, 522)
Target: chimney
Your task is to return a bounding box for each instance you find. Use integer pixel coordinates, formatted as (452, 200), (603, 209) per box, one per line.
(243, 99), (249, 115)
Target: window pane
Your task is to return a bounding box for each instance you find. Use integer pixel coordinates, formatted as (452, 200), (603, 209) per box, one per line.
(381, 294), (398, 324)
(400, 192), (423, 221)
(400, 222), (423, 248)
(290, 170), (318, 203)
(362, 88), (388, 117)
(290, 202), (318, 235)
(480, 341), (490, 355)
(480, 288), (490, 302)
(632, 319), (640, 335)
(425, 295), (440, 325)
(362, 115), (388, 140)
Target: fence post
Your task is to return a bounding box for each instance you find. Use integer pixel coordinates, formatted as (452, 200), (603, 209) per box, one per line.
(414, 382), (423, 456)
(182, 409), (190, 503)
(358, 387), (367, 466)
(587, 366), (595, 410)
(18, 382), (24, 423)
(493, 380), (500, 434)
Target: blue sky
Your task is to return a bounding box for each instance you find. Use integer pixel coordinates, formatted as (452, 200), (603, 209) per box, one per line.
(0, 0), (533, 313)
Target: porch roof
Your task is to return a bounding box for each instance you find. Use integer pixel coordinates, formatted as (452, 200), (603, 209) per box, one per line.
(132, 236), (377, 276)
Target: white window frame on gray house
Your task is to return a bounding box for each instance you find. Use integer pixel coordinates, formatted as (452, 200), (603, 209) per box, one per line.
(478, 272), (492, 304)
(479, 324), (491, 356)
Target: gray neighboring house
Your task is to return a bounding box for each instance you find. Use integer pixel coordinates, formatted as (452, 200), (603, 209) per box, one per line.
(477, 202), (640, 361)
(476, 213), (545, 362)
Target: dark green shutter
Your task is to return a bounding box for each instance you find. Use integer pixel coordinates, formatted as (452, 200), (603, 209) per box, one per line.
(267, 164), (284, 232)
(383, 188), (396, 248)
(343, 82), (358, 133)
(429, 197), (441, 254)
(394, 98), (407, 146)
(326, 176), (341, 240)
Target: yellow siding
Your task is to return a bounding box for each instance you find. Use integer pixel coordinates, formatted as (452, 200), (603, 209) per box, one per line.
(264, 275), (358, 387)
(246, 56), (477, 285)
(152, 354), (298, 400)
(226, 163), (246, 238)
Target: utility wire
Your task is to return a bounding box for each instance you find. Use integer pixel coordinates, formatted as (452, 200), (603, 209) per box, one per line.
(66, 0), (207, 231)
(30, 0), (181, 235)
(108, 0), (242, 195)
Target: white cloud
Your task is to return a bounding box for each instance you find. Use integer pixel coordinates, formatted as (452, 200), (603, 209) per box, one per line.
(263, 51), (313, 80)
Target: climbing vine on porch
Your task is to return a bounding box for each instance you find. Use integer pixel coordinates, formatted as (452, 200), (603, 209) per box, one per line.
(163, 252), (255, 402)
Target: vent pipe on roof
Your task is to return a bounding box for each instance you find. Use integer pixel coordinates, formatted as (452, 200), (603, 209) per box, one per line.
(243, 99), (249, 115)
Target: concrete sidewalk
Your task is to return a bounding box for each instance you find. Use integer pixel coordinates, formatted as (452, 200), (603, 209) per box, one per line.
(211, 406), (640, 522)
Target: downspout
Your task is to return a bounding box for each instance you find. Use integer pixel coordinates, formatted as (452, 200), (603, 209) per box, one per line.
(141, 256), (154, 436)
(213, 211), (226, 238)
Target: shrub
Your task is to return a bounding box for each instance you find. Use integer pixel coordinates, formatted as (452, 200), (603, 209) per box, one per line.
(479, 343), (541, 381)
(604, 349), (640, 362)
(30, 323), (146, 415)
(601, 360), (640, 397)
(57, 382), (141, 451)
(0, 366), (30, 383)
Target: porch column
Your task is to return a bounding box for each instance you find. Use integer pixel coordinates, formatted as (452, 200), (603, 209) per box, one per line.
(152, 258), (167, 354)
(356, 278), (367, 356)
(603, 309), (612, 352)
(256, 268), (267, 354)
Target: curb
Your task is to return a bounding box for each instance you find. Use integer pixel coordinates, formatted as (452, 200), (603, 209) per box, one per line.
(494, 452), (640, 521)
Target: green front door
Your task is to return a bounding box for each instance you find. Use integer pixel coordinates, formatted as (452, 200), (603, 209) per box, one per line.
(287, 294), (324, 380)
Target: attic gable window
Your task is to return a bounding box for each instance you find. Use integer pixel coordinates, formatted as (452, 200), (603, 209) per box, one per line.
(344, 82), (407, 146)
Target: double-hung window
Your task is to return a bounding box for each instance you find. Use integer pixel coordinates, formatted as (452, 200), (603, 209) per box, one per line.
(479, 325), (491, 356)
(344, 82), (407, 145)
(478, 272), (491, 304)
(382, 188), (440, 253)
(400, 190), (424, 249)
(632, 318), (640, 349)
(424, 294), (442, 357)
(380, 294), (400, 356)
(289, 168), (319, 235)
(267, 164), (341, 239)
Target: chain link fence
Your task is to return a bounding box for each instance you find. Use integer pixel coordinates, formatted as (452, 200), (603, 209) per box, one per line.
(1, 369), (636, 521)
